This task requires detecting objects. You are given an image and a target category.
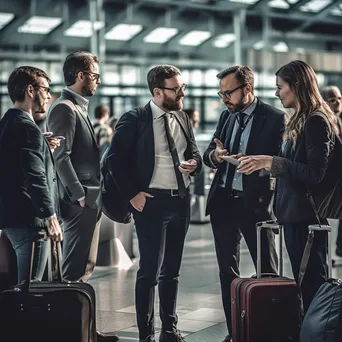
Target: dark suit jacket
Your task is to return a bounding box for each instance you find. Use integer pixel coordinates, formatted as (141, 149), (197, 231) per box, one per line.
(47, 90), (101, 214)
(0, 109), (58, 228)
(108, 102), (203, 202)
(203, 99), (284, 218)
(272, 114), (331, 223)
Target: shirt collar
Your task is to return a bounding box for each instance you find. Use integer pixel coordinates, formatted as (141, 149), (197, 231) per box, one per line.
(65, 87), (89, 111)
(150, 100), (167, 119)
(239, 96), (257, 116)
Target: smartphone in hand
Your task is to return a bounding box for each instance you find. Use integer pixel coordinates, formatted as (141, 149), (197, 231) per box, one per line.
(220, 155), (239, 166)
(50, 135), (65, 141)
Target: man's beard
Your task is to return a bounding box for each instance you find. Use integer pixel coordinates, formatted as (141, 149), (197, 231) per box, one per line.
(82, 79), (95, 97)
(162, 94), (182, 112)
(33, 93), (46, 114)
(226, 99), (246, 114)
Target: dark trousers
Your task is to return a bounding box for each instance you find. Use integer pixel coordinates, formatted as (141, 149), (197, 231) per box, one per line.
(2, 227), (48, 282)
(133, 192), (190, 340)
(60, 202), (101, 282)
(210, 187), (278, 334)
(283, 221), (327, 312)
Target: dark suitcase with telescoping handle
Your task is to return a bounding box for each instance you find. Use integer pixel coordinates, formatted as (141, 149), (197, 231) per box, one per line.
(231, 220), (301, 342)
(0, 231), (97, 342)
(300, 221), (342, 342)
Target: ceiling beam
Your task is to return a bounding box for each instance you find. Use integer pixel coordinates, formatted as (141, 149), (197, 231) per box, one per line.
(293, 0), (342, 32)
(288, 0), (311, 12)
(252, 0), (271, 11)
(0, 0), (57, 42)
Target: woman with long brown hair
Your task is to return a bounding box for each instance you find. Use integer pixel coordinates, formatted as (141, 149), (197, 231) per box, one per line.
(236, 60), (340, 312)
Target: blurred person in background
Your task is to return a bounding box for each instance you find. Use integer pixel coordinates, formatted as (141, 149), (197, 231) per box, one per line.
(238, 60), (340, 314)
(321, 85), (342, 258)
(183, 108), (200, 131)
(107, 116), (118, 135)
(203, 65), (284, 342)
(93, 104), (112, 157)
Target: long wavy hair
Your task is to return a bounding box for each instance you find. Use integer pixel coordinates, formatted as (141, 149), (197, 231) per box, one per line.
(276, 60), (340, 147)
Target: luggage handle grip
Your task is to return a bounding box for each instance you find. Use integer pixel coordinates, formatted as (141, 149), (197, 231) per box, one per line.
(251, 273), (280, 279)
(26, 232), (63, 291)
(256, 220), (283, 278)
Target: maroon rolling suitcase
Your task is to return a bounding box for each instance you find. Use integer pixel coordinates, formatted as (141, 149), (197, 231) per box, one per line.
(231, 220), (301, 342)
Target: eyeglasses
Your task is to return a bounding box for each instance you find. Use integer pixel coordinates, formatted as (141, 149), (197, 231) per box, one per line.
(83, 71), (101, 82)
(34, 85), (50, 94)
(217, 83), (247, 99)
(327, 97), (342, 105)
(159, 84), (187, 96)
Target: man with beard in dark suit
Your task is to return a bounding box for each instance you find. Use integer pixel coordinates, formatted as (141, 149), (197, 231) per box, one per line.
(0, 66), (63, 283)
(321, 85), (342, 258)
(203, 66), (284, 342)
(108, 65), (202, 342)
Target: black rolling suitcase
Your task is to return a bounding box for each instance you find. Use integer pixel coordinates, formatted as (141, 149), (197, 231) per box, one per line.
(300, 223), (342, 342)
(0, 236), (97, 342)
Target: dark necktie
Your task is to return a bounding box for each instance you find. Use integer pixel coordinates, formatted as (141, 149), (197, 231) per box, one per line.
(163, 113), (187, 198)
(225, 112), (246, 190)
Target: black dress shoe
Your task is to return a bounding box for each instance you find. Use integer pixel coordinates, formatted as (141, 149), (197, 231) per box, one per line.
(140, 337), (155, 342)
(97, 330), (119, 341)
(222, 335), (232, 342)
(159, 329), (186, 342)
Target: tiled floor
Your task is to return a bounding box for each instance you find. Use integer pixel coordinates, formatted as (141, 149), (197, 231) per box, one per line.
(90, 219), (342, 341)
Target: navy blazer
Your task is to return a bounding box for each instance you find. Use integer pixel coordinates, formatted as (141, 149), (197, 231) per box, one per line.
(203, 99), (284, 218)
(272, 114), (332, 223)
(0, 109), (59, 228)
(108, 102), (203, 202)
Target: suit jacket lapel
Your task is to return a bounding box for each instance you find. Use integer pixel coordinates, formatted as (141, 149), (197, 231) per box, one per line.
(223, 112), (237, 149)
(173, 111), (191, 144)
(246, 103), (266, 154)
(62, 90), (97, 146)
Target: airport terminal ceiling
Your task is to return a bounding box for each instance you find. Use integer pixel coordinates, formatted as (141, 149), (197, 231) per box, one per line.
(0, 0), (342, 64)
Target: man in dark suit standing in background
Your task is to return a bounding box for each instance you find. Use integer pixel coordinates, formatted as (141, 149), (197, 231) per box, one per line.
(321, 85), (342, 258)
(108, 65), (202, 342)
(0, 66), (63, 283)
(47, 51), (102, 283)
(203, 66), (284, 342)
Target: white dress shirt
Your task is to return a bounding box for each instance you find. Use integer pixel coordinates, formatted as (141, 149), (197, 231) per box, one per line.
(148, 100), (190, 190)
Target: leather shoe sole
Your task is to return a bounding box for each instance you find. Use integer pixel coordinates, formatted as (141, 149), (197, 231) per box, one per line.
(97, 330), (119, 341)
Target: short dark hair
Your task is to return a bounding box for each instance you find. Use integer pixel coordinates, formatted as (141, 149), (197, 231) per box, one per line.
(94, 105), (109, 119)
(217, 65), (254, 92)
(63, 51), (100, 86)
(147, 64), (181, 95)
(7, 66), (51, 104)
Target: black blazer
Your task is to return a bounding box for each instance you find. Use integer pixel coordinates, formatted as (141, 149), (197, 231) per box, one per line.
(108, 102), (203, 202)
(0, 109), (58, 228)
(272, 114), (331, 223)
(47, 90), (101, 212)
(203, 99), (284, 218)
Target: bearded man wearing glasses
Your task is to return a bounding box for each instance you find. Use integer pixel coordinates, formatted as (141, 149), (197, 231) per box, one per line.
(107, 65), (202, 342)
(47, 51), (102, 283)
(203, 66), (284, 342)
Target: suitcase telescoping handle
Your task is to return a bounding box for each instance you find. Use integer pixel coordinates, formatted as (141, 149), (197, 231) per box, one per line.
(298, 224), (332, 289)
(256, 220), (283, 279)
(27, 230), (63, 288)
